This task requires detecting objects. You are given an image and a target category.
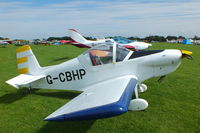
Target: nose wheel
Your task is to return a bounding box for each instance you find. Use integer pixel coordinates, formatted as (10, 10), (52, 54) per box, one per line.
(138, 83), (147, 93)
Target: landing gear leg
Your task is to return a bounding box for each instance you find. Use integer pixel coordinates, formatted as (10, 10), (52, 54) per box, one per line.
(27, 85), (32, 93)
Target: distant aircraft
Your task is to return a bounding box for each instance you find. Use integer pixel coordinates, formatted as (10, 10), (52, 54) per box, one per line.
(6, 43), (192, 121)
(68, 29), (152, 50)
(0, 40), (9, 47)
(59, 40), (71, 44)
(0, 40), (12, 44)
(0, 41), (8, 44)
(112, 36), (152, 50)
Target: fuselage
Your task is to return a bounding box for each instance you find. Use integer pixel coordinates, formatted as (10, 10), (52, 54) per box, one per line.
(31, 49), (182, 91)
(68, 29), (151, 50)
(72, 40), (151, 50)
(71, 40), (106, 48)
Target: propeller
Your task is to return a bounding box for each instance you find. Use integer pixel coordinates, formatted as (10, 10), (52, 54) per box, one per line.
(181, 50), (193, 60)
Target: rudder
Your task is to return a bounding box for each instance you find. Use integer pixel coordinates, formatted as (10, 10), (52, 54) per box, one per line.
(16, 45), (41, 75)
(68, 29), (88, 44)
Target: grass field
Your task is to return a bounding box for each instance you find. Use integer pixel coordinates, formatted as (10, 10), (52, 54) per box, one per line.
(0, 43), (199, 133)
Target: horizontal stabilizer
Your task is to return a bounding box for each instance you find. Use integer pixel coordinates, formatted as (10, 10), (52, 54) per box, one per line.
(6, 74), (45, 88)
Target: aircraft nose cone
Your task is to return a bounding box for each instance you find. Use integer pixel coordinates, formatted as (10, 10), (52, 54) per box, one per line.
(163, 49), (182, 61)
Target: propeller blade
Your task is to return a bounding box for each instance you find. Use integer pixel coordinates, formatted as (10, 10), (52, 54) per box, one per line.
(182, 54), (193, 60)
(181, 50), (193, 60)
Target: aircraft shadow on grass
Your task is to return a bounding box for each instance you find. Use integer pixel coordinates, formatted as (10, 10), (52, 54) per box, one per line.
(0, 88), (81, 104)
(0, 88), (37, 104)
(33, 90), (95, 133)
(37, 120), (95, 133)
(32, 90), (95, 133)
(0, 85), (94, 132)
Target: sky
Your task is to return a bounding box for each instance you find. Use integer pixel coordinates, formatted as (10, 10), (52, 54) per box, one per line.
(0, 0), (200, 40)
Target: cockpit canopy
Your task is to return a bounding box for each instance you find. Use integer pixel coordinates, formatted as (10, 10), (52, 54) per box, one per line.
(82, 44), (130, 66)
(112, 36), (134, 44)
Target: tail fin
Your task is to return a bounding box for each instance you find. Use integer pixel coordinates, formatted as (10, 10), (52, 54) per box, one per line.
(16, 45), (41, 75)
(6, 45), (44, 88)
(68, 29), (88, 44)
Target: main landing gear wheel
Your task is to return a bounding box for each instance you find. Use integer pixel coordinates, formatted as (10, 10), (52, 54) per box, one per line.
(128, 84), (148, 111)
(128, 98), (148, 111)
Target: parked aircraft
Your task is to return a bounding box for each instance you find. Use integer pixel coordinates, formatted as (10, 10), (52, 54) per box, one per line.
(6, 42), (192, 121)
(68, 29), (151, 50)
(112, 36), (152, 50)
(0, 40), (9, 47)
(0, 40), (12, 44)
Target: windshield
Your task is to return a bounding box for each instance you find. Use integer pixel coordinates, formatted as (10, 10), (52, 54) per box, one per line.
(89, 45), (113, 65)
(116, 45), (130, 62)
(83, 44), (130, 66)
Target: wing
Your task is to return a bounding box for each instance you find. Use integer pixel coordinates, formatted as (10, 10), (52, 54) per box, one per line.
(44, 75), (138, 121)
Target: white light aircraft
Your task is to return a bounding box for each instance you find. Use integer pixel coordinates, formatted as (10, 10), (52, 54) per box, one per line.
(68, 29), (152, 50)
(0, 40), (9, 45)
(6, 43), (192, 121)
(112, 36), (152, 50)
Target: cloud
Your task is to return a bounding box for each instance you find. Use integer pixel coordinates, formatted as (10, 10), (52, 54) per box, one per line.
(0, 0), (200, 39)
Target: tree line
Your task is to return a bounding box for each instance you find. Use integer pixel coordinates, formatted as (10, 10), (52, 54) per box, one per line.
(0, 37), (9, 40)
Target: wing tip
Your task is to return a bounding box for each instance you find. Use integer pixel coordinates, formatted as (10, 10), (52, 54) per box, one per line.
(44, 115), (65, 121)
(6, 80), (19, 88)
